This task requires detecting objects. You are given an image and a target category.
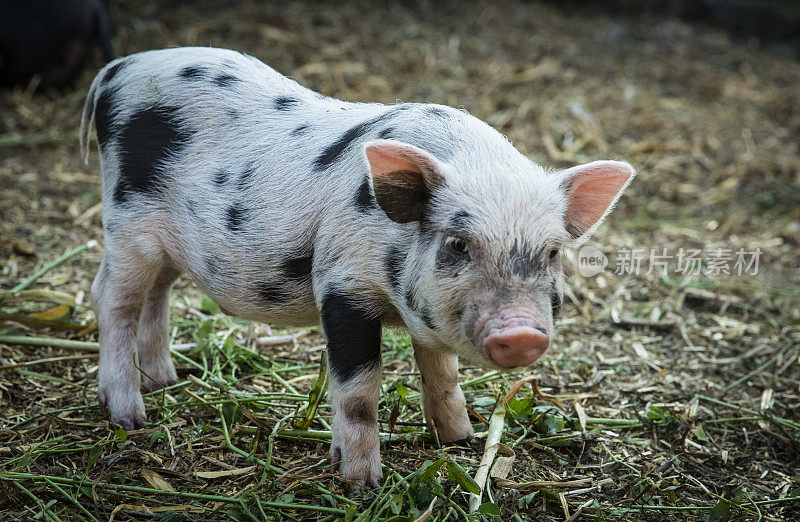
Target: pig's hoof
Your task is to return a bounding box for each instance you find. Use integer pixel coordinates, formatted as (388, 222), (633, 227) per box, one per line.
(438, 424), (475, 444)
(139, 357), (178, 392)
(331, 445), (381, 490)
(100, 386), (146, 430)
(141, 375), (176, 392)
(111, 413), (146, 431)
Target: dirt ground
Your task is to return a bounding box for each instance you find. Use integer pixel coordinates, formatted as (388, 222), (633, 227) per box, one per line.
(1, 1), (798, 520)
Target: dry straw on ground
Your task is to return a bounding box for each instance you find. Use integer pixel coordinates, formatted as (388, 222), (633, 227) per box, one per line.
(1, 1), (799, 520)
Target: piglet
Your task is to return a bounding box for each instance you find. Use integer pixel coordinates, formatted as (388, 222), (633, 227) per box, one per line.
(81, 47), (635, 488)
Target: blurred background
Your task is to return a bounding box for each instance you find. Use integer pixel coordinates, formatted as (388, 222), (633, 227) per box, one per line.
(1, 1), (798, 519)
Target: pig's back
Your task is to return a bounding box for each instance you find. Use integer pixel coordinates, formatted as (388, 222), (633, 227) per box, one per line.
(84, 47), (507, 323)
(86, 48), (393, 322)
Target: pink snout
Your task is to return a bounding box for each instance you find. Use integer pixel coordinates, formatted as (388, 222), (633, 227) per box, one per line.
(483, 326), (549, 368)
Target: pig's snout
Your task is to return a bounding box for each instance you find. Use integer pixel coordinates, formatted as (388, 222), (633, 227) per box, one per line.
(483, 327), (549, 367)
(475, 309), (549, 368)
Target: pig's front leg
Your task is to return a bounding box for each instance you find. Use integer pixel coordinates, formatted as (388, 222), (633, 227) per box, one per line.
(321, 291), (383, 489)
(413, 342), (473, 443)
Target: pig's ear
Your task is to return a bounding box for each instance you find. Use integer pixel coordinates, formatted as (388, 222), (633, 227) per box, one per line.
(559, 160), (636, 239)
(363, 140), (445, 223)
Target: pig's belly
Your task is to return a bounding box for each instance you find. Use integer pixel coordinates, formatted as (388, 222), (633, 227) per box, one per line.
(185, 264), (322, 327)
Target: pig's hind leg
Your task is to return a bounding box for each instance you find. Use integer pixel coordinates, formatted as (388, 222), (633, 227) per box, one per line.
(136, 264), (181, 392)
(92, 238), (165, 430)
(413, 342), (474, 443)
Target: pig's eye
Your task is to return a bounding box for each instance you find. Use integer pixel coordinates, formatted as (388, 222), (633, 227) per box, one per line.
(446, 236), (470, 256)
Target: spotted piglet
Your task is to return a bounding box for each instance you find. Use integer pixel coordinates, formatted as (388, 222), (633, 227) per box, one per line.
(81, 47), (635, 488)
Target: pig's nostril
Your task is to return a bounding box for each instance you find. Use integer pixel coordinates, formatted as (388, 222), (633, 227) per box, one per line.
(483, 326), (549, 368)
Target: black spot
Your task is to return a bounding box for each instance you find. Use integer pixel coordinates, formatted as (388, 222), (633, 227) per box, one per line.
(113, 106), (193, 204)
(419, 305), (437, 330)
(509, 239), (540, 279)
(102, 59), (127, 84)
(566, 222), (583, 239)
(550, 283), (562, 319)
(314, 109), (397, 171)
(225, 108), (240, 119)
(282, 250), (313, 281)
(255, 281), (290, 302)
(103, 220), (117, 234)
(186, 199), (198, 218)
(291, 124), (309, 136)
(344, 396), (376, 424)
(403, 287), (436, 330)
(384, 246), (404, 289)
(205, 256), (220, 276)
(404, 287), (415, 311)
(377, 127), (394, 139)
(238, 164), (257, 189)
(225, 203), (248, 231)
(448, 210), (472, 234)
(213, 169), (229, 185)
(94, 88), (117, 149)
(354, 177), (377, 213)
(426, 106), (449, 117)
(213, 73), (239, 87)
(274, 96), (300, 111)
(321, 290), (382, 382)
(314, 121), (373, 170)
(179, 65), (208, 80)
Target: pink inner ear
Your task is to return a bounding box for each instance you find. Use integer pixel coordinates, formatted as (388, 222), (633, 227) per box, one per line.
(364, 142), (437, 178)
(564, 161), (635, 236)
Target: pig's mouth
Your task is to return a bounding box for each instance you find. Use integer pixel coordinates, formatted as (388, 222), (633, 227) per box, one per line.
(473, 308), (549, 368)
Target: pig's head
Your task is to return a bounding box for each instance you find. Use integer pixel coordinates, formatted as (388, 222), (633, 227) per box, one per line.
(364, 139), (635, 370)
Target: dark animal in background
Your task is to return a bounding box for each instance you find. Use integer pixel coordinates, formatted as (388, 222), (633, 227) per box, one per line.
(0, 0), (114, 89)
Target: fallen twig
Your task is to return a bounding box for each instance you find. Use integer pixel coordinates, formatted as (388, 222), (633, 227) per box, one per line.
(0, 353), (97, 371)
(257, 334), (295, 347)
(11, 240), (98, 293)
(493, 477), (593, 491)
(0, 335), (195, 353)
(722, 341), (795, 393)
(469, 375), (539, 513)
(613, 315), (676, 332)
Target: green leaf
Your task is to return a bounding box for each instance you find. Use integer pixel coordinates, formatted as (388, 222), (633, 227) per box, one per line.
(419, 459), (446, 483)
(192, 318), (215, 353)
(114, 428), (128, 442)
(478, 501), (502, 517)
(221, 403), (243, 426)
(692, 425), (709, 442)
(472, 396), (496, 407)
(87, 444), (103, 468)
(200, 296), (221, 314)
(703, 499), (732, 522)
(159, 511), (191, 522)
(447, 458), (481, 494)
(396, 382), (407, 399)
(148, 430), (165, 445)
